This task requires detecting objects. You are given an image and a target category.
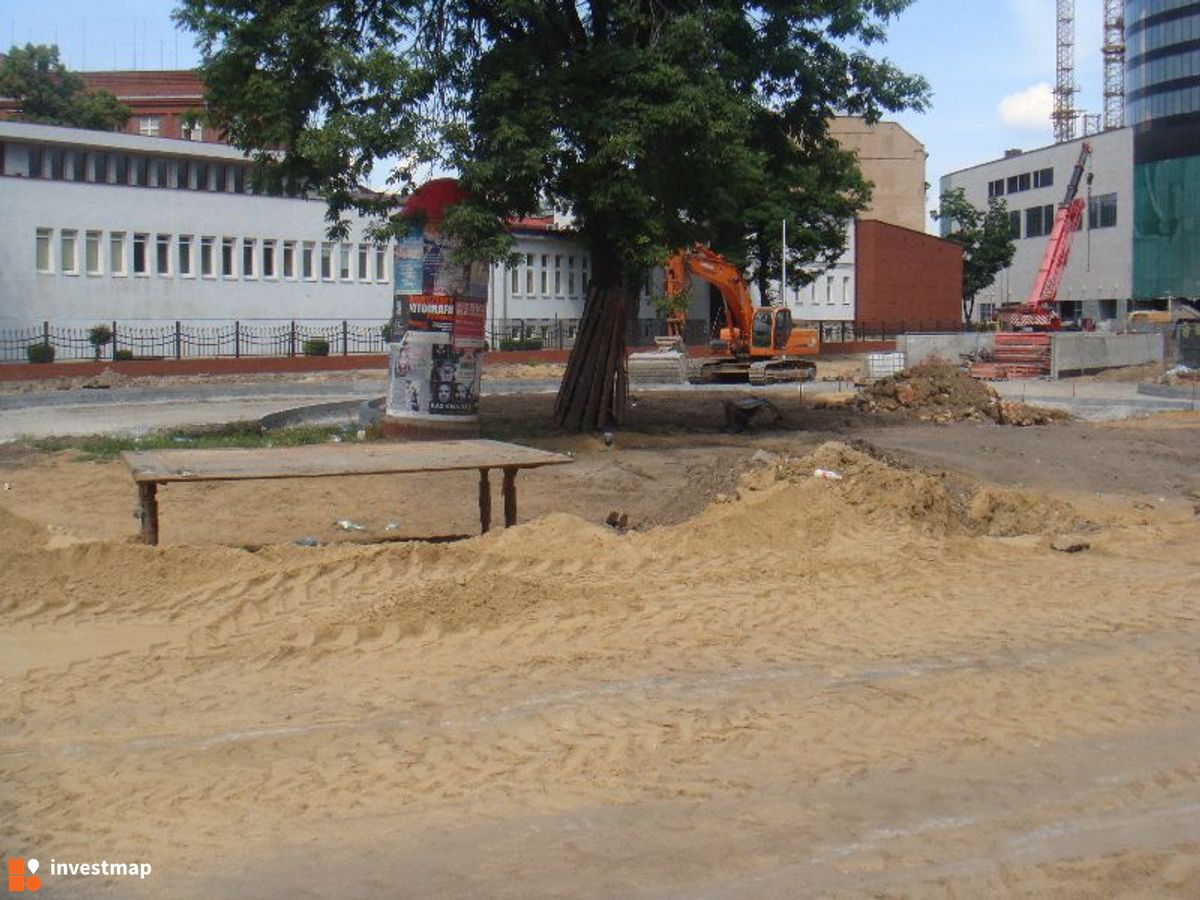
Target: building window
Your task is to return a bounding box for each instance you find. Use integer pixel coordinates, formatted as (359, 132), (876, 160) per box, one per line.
(178, 235), (193, 276)
(177, 161), (191, 190)
(36, 228), (51, 272)
(156, 233), (171, 276)
(842, 276), (851, 305)
(182, 119), (203, 141)
(194, 162), (209, 191)
(283, 241), (296, 279)
(358, 244), (369, 281)
(69, 150), (86, 182)
(59, 229), (78, 274)
(303, 242), (316, 280)
(262, 239), (276, 278)
(139, 116), (161, 137)
(28, 145), (43, 178)
(554, 254), (563, 295)
(510, 265), (519, 294)
(525, 254), (534, 294)
(92, 151), (109, 183)
(153, 158), (169, 187)
(200, 236), (215, 276)
(826, 275), (834, 304)
(1025, 204), (1055, 238)
(1088, 192), (1118, 229)
(110, 232), (126, 275)
(1033, 167), (1054, 189)
(85, 230), (102, 274)
(212, 164), (227, 192)
(48, 148), (63, 180)
(243, 238), (257, 278)
(568, 255), (577, 296)
(375, 245), (387, 282)
(221, 238), (235, 277)
(987, 178), (1005, 198)
(321, 242), (333, 280)
(339, 243), (352, 280)
(133, 233), (149, 274)
(232, 166), (245, 194)
(1009, 210), (1021, 239)
(134, 156), (149, 187)
(582, 256), (589, 294)
(114, 154), (129, 185)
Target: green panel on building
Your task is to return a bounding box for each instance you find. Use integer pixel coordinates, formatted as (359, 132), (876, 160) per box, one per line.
(1133, 157), (1200, 299)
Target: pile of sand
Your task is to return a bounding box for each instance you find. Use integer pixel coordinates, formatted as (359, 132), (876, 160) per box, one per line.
(856, 362), (1066, 425)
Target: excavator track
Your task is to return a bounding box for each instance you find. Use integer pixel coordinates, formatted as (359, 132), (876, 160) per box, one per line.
(748, 358), (817, 385)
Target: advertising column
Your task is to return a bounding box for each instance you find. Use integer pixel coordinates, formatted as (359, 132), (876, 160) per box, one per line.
(382, 179), (490, 439)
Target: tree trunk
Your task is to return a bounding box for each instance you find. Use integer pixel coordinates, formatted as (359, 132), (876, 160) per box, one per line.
(963, 293), (976, 324)
(553, 239), (632, 431)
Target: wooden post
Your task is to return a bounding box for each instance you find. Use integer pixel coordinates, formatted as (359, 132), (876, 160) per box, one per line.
(137, 481), (160, 546)
(478, 468), (492, 533)
(502, 467), (518, 527)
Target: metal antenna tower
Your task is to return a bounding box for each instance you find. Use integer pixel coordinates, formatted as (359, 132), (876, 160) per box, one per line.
(1052, 0), (1078, 142)
(1102, 0), (1126, 129)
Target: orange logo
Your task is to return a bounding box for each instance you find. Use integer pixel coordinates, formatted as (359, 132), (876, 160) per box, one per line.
(6, 859), (41, 893)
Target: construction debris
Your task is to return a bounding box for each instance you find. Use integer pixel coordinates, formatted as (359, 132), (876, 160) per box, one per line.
(855, 362), (1067, 425)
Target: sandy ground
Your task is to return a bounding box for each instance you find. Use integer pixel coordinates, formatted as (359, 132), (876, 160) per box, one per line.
(1, 400), (1199, 898)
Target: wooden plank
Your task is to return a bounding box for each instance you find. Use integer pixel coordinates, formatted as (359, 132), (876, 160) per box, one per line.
(121, 439), (572, 484)
(137, 481), (159, 546)
(478, 468), (492, 534)
(502, 467), (518, 527)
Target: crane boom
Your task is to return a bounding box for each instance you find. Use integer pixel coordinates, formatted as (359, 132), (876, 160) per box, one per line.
(1024, 141), (1092, 313)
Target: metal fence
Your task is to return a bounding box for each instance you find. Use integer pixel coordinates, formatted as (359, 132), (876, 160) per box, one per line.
(1, 319), (390, 363)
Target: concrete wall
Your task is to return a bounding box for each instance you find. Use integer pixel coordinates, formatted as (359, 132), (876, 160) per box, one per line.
(1050, 332), (1165, 376)
(895, 332), (994, 366)
(940, 128), (1133, 321)
(856, 220), (963, 325)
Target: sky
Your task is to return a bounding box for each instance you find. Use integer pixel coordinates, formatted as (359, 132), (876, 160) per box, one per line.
(1, 0), (1109, 232)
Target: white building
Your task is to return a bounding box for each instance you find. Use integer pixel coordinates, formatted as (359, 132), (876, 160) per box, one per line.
(939, 128), (1133, 324)
(0, 121), (393, 333)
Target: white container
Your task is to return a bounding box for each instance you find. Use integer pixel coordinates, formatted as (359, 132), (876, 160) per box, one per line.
(864, 351), (906, 379)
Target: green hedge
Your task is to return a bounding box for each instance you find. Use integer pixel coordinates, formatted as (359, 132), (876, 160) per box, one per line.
(302, 338), (331, 357)
(26, 343), (55, 364)
(498, 338), (544, 352)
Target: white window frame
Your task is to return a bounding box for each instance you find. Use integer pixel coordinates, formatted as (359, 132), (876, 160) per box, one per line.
(85, 230), (102, 275)
(339, 242), (352, 280)
(178, 235), (194, 277)
(36, 228), (52, 273)
(282, 241), (296, 280)
(156, 233), (172, 277)
(133, 233), (150, 276)
(221, 237), (236, 278)
(321, 242), (334, 281)
(109, 231), (127, 276)
(374, 245), (387, 283)
(358, 243), (370, 282)
(303, 242), (316, 281)
(60, 229), (79, 275)
(242, 238), (257, 279)
(200, 236), (215, 278)
(262, 239), (277, 279)
(138, 116), (161, 137)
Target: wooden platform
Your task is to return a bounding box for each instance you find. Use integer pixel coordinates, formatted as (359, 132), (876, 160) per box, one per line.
(121, 439), (573, 545)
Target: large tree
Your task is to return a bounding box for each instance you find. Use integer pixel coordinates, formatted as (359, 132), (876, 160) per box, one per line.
(0, 44), (130, 130)
(177, 0), (927, 430)
(932, 188), (1016, 323)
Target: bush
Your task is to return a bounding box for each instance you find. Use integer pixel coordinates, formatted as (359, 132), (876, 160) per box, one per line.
(87, 324), (114, 359)
(302, 337), (330, 357)
(498, 338), (544, 352)
(26, 342), (55, 364)
(114, 349), (134, 361)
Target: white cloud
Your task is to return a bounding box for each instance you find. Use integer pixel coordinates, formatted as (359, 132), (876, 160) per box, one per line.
(998, 83), (1054, 129)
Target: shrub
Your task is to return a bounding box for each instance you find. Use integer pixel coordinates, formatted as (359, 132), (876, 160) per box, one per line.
(113, 349), (134, 361)
(498, 338), (544, 352)
(87, 324), (114, 359)
(26, 342), (55, 364)
(302, 337), (330, 357)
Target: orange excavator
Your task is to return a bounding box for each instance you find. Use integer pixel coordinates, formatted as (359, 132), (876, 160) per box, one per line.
(661, 245), (818, 384)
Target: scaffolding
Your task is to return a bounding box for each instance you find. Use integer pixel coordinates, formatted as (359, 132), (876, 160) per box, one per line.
(1103, 0), (1126, 130)
(1052, 0), (1078, 143)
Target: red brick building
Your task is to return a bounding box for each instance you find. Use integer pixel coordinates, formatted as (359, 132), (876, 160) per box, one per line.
(855, 219), (963, 328)
(1, 69), (223, 144)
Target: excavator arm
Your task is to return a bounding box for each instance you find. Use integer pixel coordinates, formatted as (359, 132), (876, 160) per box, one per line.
(665, 245), (758, 351)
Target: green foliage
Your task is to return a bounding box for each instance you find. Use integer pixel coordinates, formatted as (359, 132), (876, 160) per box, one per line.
(498, 338), (544, 351)
(0, 44), (130, 130)
(175, 0), (928, 276)
(27, 422), (355, 461)
(302, 337), (331, 356)
(113, 349), (135, 361)
(932, 188), (1017, 322)
(26, 342), (55, 364)
(87, 325), (114, 359)
(650, 292), (691, 320)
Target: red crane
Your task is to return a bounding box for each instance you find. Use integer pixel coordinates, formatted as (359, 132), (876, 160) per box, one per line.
(1000, 141), (1092, 330)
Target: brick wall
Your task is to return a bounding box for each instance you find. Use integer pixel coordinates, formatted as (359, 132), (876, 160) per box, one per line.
(855, 219), (963, 326)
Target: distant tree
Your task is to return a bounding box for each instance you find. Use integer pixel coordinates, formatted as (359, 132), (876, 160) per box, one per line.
(178, 0), (928, 430)
(932, 188), (1016, 322)
(0, 44), (130, 130)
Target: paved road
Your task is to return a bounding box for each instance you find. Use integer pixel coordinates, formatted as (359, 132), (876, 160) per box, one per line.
(1, 375), (1194, 441)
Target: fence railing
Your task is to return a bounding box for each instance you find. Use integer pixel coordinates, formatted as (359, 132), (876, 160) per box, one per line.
(2, 320), (390, 363)
(3, 316), (974, 363)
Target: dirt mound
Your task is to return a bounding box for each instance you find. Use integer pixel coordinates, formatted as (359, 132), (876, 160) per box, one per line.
(741, 441), (1082, 538)
(856, 362), (1066, 425)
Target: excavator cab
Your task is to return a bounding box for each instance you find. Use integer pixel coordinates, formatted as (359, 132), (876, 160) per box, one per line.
(750, 307), (793, 354)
